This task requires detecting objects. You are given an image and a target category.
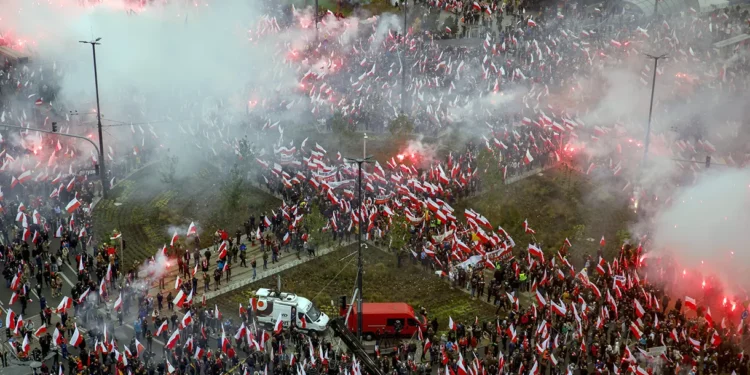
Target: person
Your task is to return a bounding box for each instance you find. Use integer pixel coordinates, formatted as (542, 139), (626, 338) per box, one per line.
(146, 329), (153, 352)
(251, 257), (257, 280)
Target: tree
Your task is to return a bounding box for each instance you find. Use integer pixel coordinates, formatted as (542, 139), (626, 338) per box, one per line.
(387, 215), (410, 252)
(330, 111), (353, 144)
(219, 163), (245, 211)
(159, 154), (179, 184)
(389, 114), (414, 136)
(303, 203), (330, 249)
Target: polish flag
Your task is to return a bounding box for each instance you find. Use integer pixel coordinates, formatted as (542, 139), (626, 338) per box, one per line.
(13, 315), (24, 335)
(187, 222), (197, 236)
(78, 288), (91, 304)
(34, 324), (48, 337)
(5, 309), (15, 330)
(194, 347), (205, 360)
(274, 314), (284, 335)
(175, 276), (182, 290)
(670, 328), (680, 342)
(172, 290), (187, 307)
(551, 300), (567, 317)
(214, 305), (222, 320)
(629, 322), (642, 340)
(170, 232), (179, 246)
(599, 236), (606, 247)
(535, 289), (547, 307)
(688, 337), (700, 351)
(113, 293), (122, 311)
(56, 296), (72, 313)
(221, 327), (231, 352)
(523, 149), (534, 165)
(135, 339), (146, 356)
(156, 320), (169, 336)
(166, 330), (180, 349)
(52, 328), (63, 346)
(65, 198), (81, 213)
(448, 316), (456, 331)
(523, 219), (535, 234)
(22, 334), (30, 353)
(528, 19), (537, 27)
(528, 244), (544, 261)
(633, 300), (645, 318)
(300, 315), (307, 329)
(684, 296), (697, 310)
(70, 325), (83, 347)
(705, 307), (714, 327)
(181, 311), (193, 328)
(710, 330), (721, 347)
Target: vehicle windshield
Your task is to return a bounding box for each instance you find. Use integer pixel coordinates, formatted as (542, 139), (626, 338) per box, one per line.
(307, 304), (322, 321)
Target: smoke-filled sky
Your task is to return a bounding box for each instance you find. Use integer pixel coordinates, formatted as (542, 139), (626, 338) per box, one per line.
(1, 0), (306, 131)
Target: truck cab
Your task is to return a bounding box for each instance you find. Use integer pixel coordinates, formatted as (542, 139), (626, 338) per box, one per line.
(254, 288), (329, 333)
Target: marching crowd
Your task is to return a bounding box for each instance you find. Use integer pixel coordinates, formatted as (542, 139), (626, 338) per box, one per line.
(0, 0), (749, 374)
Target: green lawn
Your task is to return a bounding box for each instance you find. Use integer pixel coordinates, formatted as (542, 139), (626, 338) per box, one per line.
(212, 244), (497, 330)
(92, 162), (280, 266)
(455, 167), (636, 266)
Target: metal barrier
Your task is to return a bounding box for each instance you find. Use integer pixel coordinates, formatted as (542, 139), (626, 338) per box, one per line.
(329, 318), (384, 375)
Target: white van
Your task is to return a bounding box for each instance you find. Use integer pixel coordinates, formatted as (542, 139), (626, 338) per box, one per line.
(253, 288), (330, 333)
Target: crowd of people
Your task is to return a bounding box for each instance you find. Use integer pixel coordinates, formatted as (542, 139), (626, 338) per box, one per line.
(0, 0), (748, 374)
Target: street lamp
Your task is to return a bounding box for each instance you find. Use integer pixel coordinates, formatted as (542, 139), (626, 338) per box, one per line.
(401, 0), (408, 114)
(642, 53), (667, 167)
(344, 154), (373, 342)
(80, 37), (108, 198)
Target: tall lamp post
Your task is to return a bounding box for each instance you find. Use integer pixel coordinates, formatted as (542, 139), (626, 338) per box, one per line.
(80, 38), (108, 198)
(401, 0), (408, 114)
(642, 53), (667, 167)
(344, 155), (373, 342)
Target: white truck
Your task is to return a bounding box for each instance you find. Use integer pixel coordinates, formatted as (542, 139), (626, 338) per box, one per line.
(253, 288), (330, 333)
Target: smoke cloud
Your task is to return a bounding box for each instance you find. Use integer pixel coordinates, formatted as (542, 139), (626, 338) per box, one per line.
(649, 169), (750, 294)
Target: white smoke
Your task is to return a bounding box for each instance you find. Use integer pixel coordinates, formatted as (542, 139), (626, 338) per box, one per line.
(649, 169), (750, 294)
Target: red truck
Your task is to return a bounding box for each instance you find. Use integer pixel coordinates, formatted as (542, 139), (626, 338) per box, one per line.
(342, 302), (427, 340)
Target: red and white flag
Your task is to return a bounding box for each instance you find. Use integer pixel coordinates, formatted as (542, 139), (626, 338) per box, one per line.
(166, 330), (180, 349)
(629, 322), (643, 340)
(34, 324), (48, 337)
(187, 222), (197, 236)
(70, 325), (83, 347)
(274, 314), (284, 335)
(684, 296), (697, 310)
(633, 299), (645, 318)
(65, 198), (81, 213)
(156, 321), (169, 337)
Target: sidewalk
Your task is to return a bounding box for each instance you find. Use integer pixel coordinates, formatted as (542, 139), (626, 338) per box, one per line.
(141, 235), (353, 303)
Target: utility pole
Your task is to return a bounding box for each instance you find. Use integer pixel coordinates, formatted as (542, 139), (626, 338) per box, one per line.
(315, 0), (319, 41)
(642, 53), (667, 167)
(344, 154), (373, 342)
(653, 0), (659, 18)
(401, 0), (408, 114)
(80, 38), (108, 198)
